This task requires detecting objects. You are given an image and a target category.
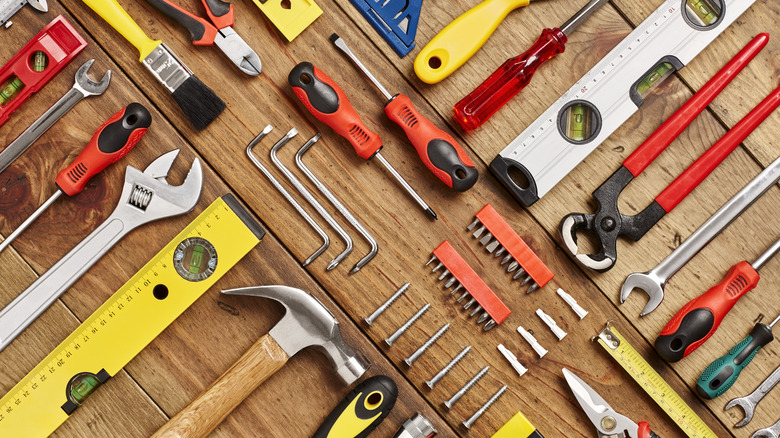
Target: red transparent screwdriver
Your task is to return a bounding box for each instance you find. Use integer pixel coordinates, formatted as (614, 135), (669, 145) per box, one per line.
(0, 103), (151, 254)
(454, 0), (609, 130)
(330, 34), (479, 192)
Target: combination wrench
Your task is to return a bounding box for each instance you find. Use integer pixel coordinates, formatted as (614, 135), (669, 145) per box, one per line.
(753, 419), (780, 438)
(727, 366), (780, 427)
(620, 154), (780, 316)
(0, 150), (203, 352)
(0, 59), (111, 174)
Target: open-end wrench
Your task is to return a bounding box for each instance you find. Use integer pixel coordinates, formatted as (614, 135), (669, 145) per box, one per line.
(0, 59), (111, 174)
(727, 366), (780, 427)
(620, 154), (780, 316)
(0, 150), (203, 352)
(295, 135), (378, 274)
(753, 419), (780, 438)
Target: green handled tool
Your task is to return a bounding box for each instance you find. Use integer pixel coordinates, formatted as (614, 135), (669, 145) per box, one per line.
(697, 314), (780, 399)
(313, 375), (397, 437)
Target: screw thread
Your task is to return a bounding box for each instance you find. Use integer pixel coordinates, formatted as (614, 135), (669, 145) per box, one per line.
(385, 303), (430, 346)
(405, 324), (450, 366)
(426, 345), (471, 389)
(463, 385), (508, 429)
(365, 283), (410, 325)
(444, 366), (489, 409)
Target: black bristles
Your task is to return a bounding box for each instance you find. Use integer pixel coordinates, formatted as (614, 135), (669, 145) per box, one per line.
(329, 33), (340, 43)
(172, 76), (226, 131)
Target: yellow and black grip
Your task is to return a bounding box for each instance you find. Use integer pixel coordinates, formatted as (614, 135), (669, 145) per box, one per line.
(491, 411), (544, 438)
(313, 375), (397, 438)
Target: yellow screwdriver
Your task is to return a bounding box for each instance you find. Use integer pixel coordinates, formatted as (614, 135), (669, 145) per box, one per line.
(414, 0), (538, 84)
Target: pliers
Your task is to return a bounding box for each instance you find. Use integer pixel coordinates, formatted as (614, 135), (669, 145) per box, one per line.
(144, 0), (261, 75)
(563, 368), (659, 438)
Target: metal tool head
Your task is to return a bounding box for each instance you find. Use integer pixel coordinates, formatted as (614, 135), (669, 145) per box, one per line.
(560, 213), (617, 272)
(751, 420), (780, 438)
(28, 0), (48, 12)
(213, 28), (262, 76)
(222, 285), (369, 386)
(726, 396), (755, 427)
(620, 270), (665, 316)
(563, 368), (640, 438)
(114, 150), (203, 227)
(73, 59), (111, 96)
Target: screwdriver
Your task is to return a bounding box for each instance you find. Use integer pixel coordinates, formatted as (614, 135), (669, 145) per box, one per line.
(696, 313), (780, 399)
(656, 237), (780, 362)
(288, 62), (438, 220)
(330, 34), (479, 192)
(0, 103), (151, 254)
(453, 0), (610, 130)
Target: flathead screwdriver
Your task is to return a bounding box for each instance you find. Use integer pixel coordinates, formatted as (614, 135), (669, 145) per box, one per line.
(288, 62), (437, 220)
(697, 314), (780, 399)
(330, 34), (479, 192)
(454, 0), (610, 130)
(0, 103), (151, 254)
(656, 236), (780, 362)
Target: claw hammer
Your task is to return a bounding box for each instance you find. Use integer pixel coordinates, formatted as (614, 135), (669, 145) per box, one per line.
(152, 285), (369, 438)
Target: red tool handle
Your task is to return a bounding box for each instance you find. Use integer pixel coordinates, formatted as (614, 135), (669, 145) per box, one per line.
(623, 34), (769, 176)
(144, 0), (218, 45)
(655, 261), (760, 362)
(55, 103), (152, 196)
(453, 28), (567, 131)
(289, 62), (383, 160)
(638, 421), (659, 438)
(201, 0), (234, 29)
(385, 94), (478, 191)
(656, 83), (780, 212)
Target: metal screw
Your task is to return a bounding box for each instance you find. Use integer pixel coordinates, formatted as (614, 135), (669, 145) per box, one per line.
(426, 346), (471, 389)
(463, 385), (508, 429)
(364, 283), (410, 326)
(385, 304), (430, 346)
(444, 366), (489, 409)
(405, 323), (450, 366)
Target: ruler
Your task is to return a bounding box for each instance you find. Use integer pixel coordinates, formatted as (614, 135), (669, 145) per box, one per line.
(490, 0), (757, 207)
(595, 323), (717, 438)
(0, 194), (264, 437)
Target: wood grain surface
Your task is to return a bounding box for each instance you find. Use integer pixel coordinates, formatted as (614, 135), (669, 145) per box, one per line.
(0, 0), (778, 437)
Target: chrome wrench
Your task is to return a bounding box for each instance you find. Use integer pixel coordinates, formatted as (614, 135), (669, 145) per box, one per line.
(727, 366), (780, 427)
(0, 150), (203, 352)
(0, 59), (111, 174)
(752, 419), (780, 438)
(620, 154), (780, 316)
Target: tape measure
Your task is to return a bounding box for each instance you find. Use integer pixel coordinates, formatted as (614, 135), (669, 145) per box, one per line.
(0, 194), (264, 437)
(490, 0), (757, 207)
(595, 323), (717, 438)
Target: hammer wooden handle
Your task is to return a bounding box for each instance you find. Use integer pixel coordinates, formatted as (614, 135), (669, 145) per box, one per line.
(152, 334), (289, 438)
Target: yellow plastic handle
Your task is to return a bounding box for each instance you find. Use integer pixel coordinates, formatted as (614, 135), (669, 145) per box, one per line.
(414, 0), (530, 84)
(82, 0), (162, 61)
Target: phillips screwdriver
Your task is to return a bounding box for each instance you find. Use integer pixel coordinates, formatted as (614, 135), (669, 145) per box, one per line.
(453, 0), (610, 130)
(0, 103), (151, 254)
(330, 34), (479, 192)
(696, 313), (780, 399)
(656, 237), (780, 362)
(288, 62), (438, 220)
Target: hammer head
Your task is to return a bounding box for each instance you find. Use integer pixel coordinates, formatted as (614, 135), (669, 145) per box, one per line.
(223, 285), (369, 386)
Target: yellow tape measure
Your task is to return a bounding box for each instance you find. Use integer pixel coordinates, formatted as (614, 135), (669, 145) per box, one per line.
(0, 194), (264, 437)
(595, 323), (717, 438)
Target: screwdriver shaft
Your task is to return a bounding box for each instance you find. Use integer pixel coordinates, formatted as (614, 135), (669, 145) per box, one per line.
(752, 237), (780, 271)
(374, 152), (437, 220)
(0, 191), (61, 254)
(331, 35), (392, 100)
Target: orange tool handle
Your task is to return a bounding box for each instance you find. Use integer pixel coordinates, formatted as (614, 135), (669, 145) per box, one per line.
(201, 0), (234, 30)
(454, 28), (566, 131)
(144, 0), (219, 45)
(655, 261), (760, 362)
(55, 103), (151, 196)
(385, 94), (478, 191)
(289, 62), (382, 160)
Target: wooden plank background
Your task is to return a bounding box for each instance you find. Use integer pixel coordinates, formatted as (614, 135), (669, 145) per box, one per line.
(0, 0), (778, 436)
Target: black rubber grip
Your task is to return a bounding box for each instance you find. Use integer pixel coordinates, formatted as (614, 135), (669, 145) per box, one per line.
(144, 0), (209, 43)
(204, 0), (231, 17)
(655, 308), (715, 362)
(97, 102), (152, 153)
(313, 375), (397, 438)
(288, 62), (340, 114)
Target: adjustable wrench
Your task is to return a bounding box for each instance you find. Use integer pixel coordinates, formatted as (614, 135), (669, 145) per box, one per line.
(620, 154), (780, 316)
(727, 366), (780, 427)
(0, 59), (111, 174)
(0, 0), (47, 28)
(0, 150), (203, 352)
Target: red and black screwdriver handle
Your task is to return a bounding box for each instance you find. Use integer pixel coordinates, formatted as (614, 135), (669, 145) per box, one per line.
(289, 62), (383, 160)
(144, 0), (234, 45)
(655, 262), (760, 362)
(638, 421), (659, 438)
(55, 103), (152, 196)
(384, 94), (478, 191)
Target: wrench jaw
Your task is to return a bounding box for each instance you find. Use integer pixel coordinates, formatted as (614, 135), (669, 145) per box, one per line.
(560, 212), (618, 272)
(620, 272), (665, 316)
(72, 59), (111, 96)
(725, 398), (754, 428)
(113, 152), (204, 228)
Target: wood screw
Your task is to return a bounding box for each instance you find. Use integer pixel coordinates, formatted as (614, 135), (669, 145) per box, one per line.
(364, 283), (410, 326)
(385, 303), (430, 346)
(463, 385), (508, 429)
(444, 366), (489, 409)
(404, 323), (450, 366)
(426, 345), (471, 389)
